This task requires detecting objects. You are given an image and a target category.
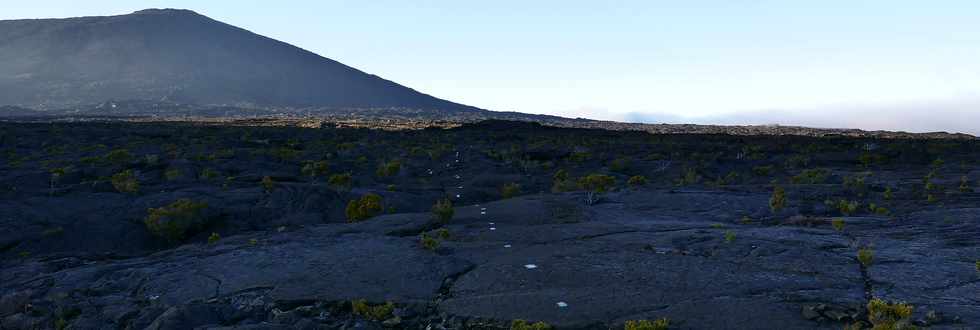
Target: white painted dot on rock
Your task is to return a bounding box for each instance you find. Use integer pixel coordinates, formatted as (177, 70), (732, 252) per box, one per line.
(504, 244), (512, 248)
(480, 211), (486, 215)
(489, 222), (495, 225)
(556, 302), (568, 308)
(524, 264), (538, 269)
(456, 194), (461, 198)
(489, 227), (496, 231)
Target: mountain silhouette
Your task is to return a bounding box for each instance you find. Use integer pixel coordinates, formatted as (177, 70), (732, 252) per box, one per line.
(0, 8), (479, 111)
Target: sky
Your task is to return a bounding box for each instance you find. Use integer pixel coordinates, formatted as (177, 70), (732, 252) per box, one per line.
(4, 1), (980, 133)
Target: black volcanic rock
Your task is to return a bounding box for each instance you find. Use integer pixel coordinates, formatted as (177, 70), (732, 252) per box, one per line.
(0, 8), (478, 111)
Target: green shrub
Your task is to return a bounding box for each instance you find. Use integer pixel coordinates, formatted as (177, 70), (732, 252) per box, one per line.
(675, 167), (701, 186)
(501, 182), (522, 198)
(975, 260), (979, 273)
(859, 152), (885, 168)
(328, 173), (353, 191)
(883, 187), (893, 200)
(346, 193), (383, 222)
(376, 159), (401, 177)
(435, 228), (451, 240)
(420, 233), (439, 251)
(301, 160), (329, 178)
(624, 318), (670, 330)
(609, 157), (632, 173)
(144, 154), (159, 165)
(164, 168), (182, 181)
(270, 147), (298, 163)
(578, 174), (615, 205)
(104, 149), (132, 165)
(199, 168), (219, 180)
(723, 231), (736, 243)
(832, 218), (845, 232)
(569, 151), (591, 163)
(785, 154), (811, 168)
(959, 176), (972, 193)
(111, 170), (139, 193)
(261, 176), (275, 192)
(144, 199), (209, 242)
(857, 247), (874, 267)
(739, 216), (753, 224)
(553, 169), (569, 182)
(752, 165), (773, 177)
(511, 320), (552, 330)
(351, 299), (394, 321)
(207, 232), (220, 244)
(867, 298), (915, 330)
(628, 175), (648, 186)
(836, 200), (860, 216)
(791, 168), (829, 184)
(431, 198), (454, 224)
(769, 186), (786, 212)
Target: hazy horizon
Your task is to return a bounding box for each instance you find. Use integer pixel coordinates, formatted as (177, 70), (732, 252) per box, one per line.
(3, 1), (979, 134)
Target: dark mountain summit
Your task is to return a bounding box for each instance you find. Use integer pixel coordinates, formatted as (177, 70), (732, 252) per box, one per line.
(0, 8), (478, 111)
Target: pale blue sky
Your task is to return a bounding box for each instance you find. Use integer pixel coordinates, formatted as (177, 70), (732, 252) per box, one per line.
(4, 1), (980, 133)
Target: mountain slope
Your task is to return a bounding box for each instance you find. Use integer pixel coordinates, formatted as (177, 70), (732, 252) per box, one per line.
(0, 8), (478, 111)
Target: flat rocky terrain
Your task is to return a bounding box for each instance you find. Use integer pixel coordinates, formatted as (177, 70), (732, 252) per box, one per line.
(0, 120), (977, 329)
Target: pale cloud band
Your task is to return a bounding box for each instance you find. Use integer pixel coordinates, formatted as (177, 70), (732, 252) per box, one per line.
(617, 97), (980, 136)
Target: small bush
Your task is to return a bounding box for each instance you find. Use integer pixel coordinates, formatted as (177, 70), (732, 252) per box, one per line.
(675, 167), (701, 186)
(769, 186), (786, 212)
(501, 182), (522, 199)
(723, 231), (736, 243)
(435, 228), (451, 240)
(328, 173), (353, 191)
(624, 318), (670, 330)
(376, 159), (401, 177)
(832, 218), (845, 232)
(511, 320), (552, 330)
(164, 168), (182, 181)
(867, 298), (915, 330)
(609, 157), (632, 173)
(301, 160), (329, 178)
(144, 154), (159, 165)
(346, 193), (383, 222)
(628, 175), (648, 186)
(144, 199), (209, 242)
(836, 200), (860, 216)
(752, 165), (773, 177)
(578, 174), (616, 205)
(857, 247), (874, 267)
(553, 169), (569, 182)
(883, 187), (893, 200)
(420, 233), (439, 251)
(111, 170), (140, 193)
(261, 176), (275, 192)
(351, 299), (394, 321)
(431, 198), (454, 224)
(791, 168), (829, 184)
(959, 176), (972, 193)
(199, 168), (219, 180)
(207, 232), (220, 244)
(104, 149), (132, 165)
